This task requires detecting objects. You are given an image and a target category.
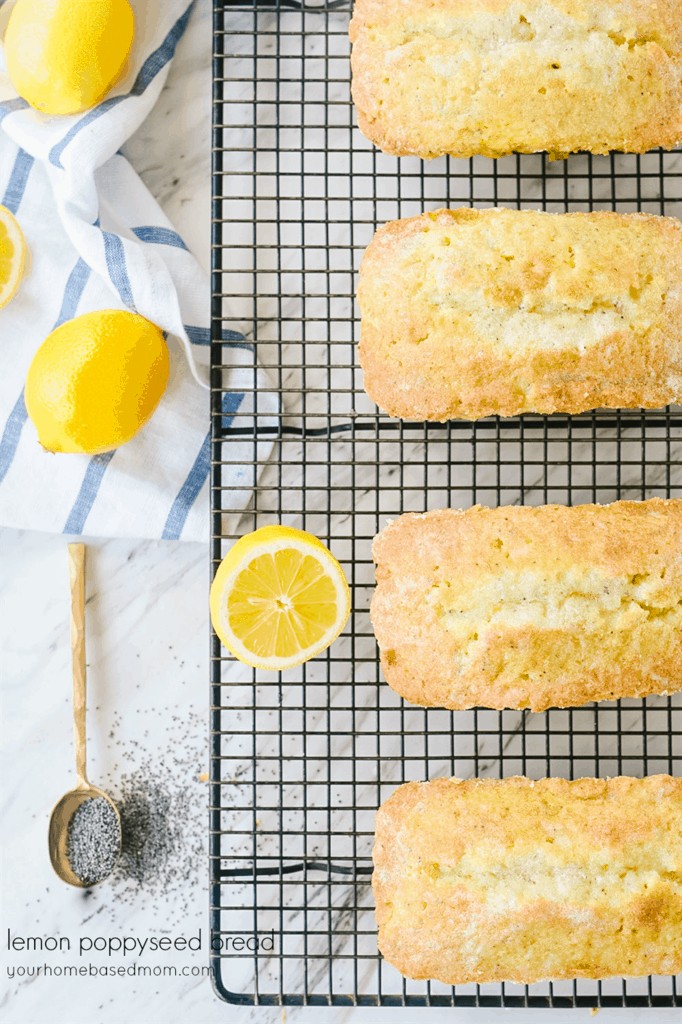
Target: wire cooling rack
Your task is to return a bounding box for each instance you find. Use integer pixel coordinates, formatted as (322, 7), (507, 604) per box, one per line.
(210, 0), (682, 1008)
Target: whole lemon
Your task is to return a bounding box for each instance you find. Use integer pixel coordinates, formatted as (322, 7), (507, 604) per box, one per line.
(5, 0), (135, 116)
(25, 310), (170, 455)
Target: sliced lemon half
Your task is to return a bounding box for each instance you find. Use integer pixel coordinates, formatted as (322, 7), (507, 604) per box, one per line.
(0, 205), (27, 309)
(210, 525), (351, 671)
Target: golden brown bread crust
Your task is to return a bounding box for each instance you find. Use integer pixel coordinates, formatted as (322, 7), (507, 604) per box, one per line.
(358, 207), (682, 421)
(350, 0), (682, 158)
(373, 775), (682, 984)
(371, 499), (682, 711)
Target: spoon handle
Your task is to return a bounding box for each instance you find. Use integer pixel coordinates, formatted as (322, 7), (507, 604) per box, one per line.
(68, 543), (87, 785)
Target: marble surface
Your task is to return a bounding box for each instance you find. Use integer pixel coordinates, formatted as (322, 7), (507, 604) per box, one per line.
(2, 2), (682, 1023)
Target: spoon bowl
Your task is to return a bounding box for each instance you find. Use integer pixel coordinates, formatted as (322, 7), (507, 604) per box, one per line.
(48, 783), (121, 888)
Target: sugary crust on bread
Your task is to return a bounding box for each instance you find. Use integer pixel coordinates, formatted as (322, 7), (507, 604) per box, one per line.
(373, 775), (682, 984)
(371, 499), (682, 711)
(350, 0), (682, 158)
(358, 208), (682, 421)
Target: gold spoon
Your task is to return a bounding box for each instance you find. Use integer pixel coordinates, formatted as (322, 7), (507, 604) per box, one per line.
(48, 543), (121, 887)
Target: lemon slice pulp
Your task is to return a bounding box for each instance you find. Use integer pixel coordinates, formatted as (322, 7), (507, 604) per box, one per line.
(210, 526), (351, 670)
(0, 205), (27, 309)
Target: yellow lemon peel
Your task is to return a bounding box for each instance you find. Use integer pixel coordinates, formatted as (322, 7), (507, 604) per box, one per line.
(5, 0), (135, 116)
(25, 309), (169, 455)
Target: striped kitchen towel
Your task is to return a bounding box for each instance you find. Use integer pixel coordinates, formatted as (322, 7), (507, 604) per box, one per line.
(0, 0), (276, 541)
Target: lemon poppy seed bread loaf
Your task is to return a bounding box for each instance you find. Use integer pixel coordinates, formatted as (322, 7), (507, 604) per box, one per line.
(371, 499), (682, 712)
(358, 208), (682, 421)
(350, 0), (682, 158)
(373, 776), (682, 984)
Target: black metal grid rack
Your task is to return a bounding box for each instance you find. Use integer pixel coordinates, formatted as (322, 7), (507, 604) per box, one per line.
(210, 0), (682, 1007)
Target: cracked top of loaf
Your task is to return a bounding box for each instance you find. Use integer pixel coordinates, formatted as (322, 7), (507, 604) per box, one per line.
(373, 775), (682, 984)
(371, 498), (682, 711)
(350, 0), (682, 157)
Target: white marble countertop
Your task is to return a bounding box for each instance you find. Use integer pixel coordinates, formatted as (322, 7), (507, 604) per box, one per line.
(1, 2), (681, 1023)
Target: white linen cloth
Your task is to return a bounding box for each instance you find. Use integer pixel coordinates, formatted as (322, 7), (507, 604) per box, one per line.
(0, 0), (275, 541)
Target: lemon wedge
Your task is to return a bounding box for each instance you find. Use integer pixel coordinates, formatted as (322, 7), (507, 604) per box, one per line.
(0, 205), (27, 309)
(210, 526), (351, 670)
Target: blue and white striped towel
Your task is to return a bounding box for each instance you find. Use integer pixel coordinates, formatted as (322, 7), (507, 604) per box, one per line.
(0, 0), (275, 541)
